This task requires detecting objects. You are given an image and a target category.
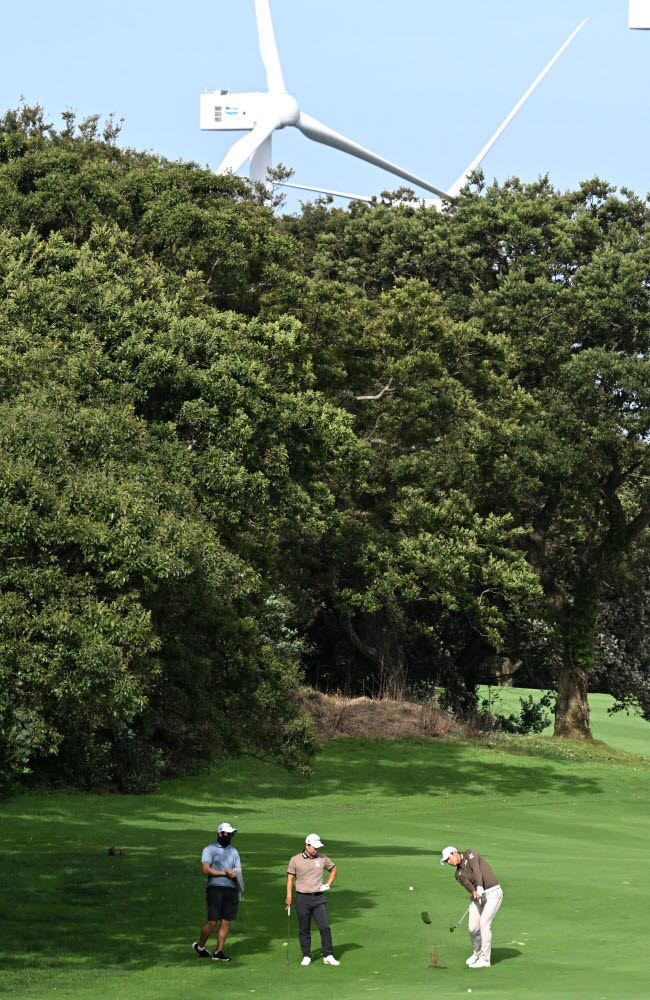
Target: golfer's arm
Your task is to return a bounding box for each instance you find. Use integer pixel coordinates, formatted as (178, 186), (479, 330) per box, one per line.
(456, 874), (476, 895)
(467, 856), (483, 894)
(202, 862), (228, 877)
(326, 865), (337, 887)
(467, 855), (482, 883)
(286, 873), (295, 901)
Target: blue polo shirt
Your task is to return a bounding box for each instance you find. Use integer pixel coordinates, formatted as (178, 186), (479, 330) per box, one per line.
(201, 842), (241, 888)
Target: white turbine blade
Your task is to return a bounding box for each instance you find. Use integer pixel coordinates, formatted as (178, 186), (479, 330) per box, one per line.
(296, 112), (449, 200)
(447, 18), (587, 199)
(217, 118), (277, 175)
(250, 133), (273, 184)
(279, 181), (376, 202)
(255, 0), (286, 93)
(278, 181), (441, 210)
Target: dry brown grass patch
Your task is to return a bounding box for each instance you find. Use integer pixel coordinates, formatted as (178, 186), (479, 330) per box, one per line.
(297, 688), (460, 741)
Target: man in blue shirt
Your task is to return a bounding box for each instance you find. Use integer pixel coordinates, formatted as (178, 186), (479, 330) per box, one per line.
(192, 822), (242, 962)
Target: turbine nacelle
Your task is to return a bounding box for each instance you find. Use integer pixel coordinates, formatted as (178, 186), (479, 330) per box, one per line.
(200, 91), (299, 131)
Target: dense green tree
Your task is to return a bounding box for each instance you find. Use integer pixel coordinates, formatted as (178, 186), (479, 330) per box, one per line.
(272, 179), (650, 738)
(0, 219), (365, 791)
(0, 103), (295, 314)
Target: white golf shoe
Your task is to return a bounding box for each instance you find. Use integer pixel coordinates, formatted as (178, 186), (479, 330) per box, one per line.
(466, 953), (480, 966)
(300, 956), (312, 966)
(470, 958), (491, 968)
(323, 955), (340, 965)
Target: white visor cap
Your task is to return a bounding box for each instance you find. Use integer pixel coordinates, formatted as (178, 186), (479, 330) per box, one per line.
(218, 822), (237, 834)
(305, 833), (324, 849)
(440, 845), (458, 866)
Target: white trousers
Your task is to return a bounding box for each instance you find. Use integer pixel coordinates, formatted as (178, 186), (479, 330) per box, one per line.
(468, 887), (503, 963)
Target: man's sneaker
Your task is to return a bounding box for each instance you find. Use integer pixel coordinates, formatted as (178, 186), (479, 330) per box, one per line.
(466, 953), (480, 966)
(323, 955), (340, 965)
(192, 942), (211, 957)
(212, 950), (232, 962)
(300, 956), (312, 966)
(470, 958), (491, 968)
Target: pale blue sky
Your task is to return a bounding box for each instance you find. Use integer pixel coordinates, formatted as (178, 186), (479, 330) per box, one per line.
(1, 1), (649, 211)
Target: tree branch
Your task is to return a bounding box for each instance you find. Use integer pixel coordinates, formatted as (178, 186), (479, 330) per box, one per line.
(625, 499), (650, 550)
(354, 381), (394, 402)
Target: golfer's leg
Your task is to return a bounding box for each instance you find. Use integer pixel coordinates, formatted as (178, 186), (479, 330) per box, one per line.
(216, 919), (231, 952)
(468, 899), (482, 958)
(312, 901), (333, 958)
(199, 921), (216, 947)
(296, 896), (312, 958)
(478, 890), (503, 963)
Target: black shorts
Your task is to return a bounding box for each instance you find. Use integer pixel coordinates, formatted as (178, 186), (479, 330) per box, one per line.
(206, 885), (239, 922)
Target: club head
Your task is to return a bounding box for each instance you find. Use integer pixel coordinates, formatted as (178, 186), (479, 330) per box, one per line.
(449, 925), (455, 933)
(421, 911), (431, 925)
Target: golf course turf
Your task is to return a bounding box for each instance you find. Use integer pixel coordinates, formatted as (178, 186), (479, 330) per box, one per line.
(1, 695), (648, 1000)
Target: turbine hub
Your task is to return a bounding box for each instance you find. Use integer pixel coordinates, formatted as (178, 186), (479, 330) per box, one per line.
(275, 93), (300, 128)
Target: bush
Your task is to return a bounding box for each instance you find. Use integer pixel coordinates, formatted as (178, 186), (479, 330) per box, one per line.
(480, 691), (554, 735)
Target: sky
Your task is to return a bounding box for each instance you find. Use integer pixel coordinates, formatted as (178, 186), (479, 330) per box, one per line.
(1, 1), (649, 212)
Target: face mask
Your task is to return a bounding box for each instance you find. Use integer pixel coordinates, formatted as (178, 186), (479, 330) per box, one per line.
(218, 833), (233, 847)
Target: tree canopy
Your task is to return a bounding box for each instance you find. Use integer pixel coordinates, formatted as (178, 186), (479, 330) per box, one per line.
(1, 103), (649, 792)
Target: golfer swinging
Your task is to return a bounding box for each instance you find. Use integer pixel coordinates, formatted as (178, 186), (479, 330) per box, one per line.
(193, 822), (243, 962)
(286, 833), (340, 966)
(440, 846), (503, 968)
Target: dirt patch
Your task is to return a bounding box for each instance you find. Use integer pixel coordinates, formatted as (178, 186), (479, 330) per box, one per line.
(297, 689), (460, 741)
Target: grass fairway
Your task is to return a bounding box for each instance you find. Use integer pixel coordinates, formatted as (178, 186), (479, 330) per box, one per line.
(1, 727), (649, 1000)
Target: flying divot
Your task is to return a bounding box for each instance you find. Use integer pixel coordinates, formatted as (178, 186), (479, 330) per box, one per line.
(201, 1), (586, 206)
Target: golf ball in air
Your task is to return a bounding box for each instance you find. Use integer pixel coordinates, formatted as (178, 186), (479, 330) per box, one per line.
(409, 886), (413, 890)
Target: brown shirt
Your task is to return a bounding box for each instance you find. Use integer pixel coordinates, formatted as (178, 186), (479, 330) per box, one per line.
(287, 852), (335, 893)
(454, 849), (499, 895)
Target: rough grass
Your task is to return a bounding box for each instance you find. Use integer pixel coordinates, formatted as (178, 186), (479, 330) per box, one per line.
(300, 687), (650, 769)
(297, 688), (459, 740)
(468, 731), (650, 766)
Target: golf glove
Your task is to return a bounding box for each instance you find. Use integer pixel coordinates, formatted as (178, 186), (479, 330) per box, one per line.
(319, 883), (330, 892)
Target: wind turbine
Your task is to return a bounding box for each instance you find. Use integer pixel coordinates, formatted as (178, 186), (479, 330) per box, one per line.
(200, 1), (586, 206)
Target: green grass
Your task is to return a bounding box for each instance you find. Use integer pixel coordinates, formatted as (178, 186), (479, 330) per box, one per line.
(1, 709), (649, 1000)
(478, 686), (650, 759)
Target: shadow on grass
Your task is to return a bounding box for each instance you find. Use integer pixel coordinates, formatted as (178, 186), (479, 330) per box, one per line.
(0, 828), (383, 976)
(215, 737), (605, 802)
(332, 941), (363, 957)
(491, 947), (522, 964)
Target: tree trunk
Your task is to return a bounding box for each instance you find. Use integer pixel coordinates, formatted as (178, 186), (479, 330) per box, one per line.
(553, 580), (598, 738)
(554, 655), (591, 738)
(346, 614), (406, 699)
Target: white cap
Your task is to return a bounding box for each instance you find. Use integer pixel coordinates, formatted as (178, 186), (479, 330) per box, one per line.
(440, 845), (457, 866)
(305, 833), (324, 849)
(218, 822), (237, 834)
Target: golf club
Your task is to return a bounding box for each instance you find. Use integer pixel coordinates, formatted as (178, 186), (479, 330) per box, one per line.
(449, 903), (471, 933)
(286, 905), (291, 966)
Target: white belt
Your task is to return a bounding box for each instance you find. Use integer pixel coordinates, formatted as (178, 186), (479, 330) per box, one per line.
(483, 884), (501, 895)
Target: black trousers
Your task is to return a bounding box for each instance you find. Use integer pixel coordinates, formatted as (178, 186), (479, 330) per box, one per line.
(295, 892), (333, 958)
